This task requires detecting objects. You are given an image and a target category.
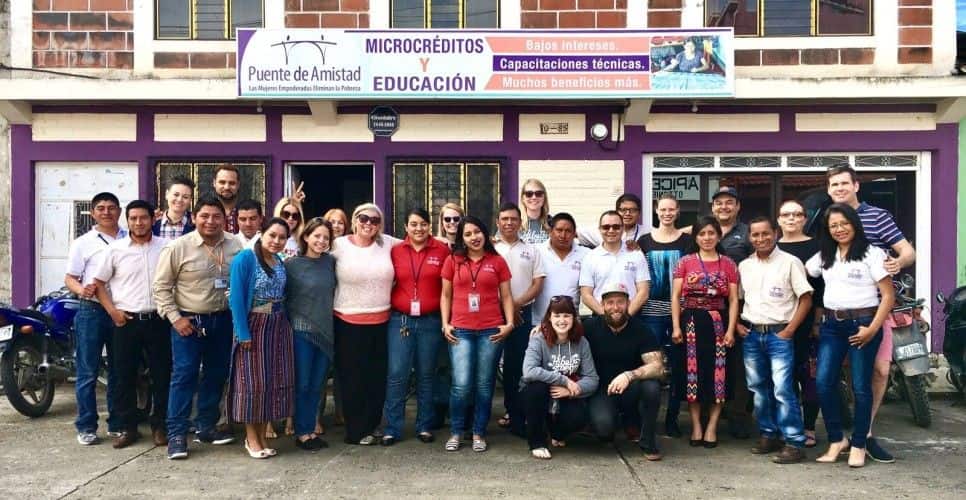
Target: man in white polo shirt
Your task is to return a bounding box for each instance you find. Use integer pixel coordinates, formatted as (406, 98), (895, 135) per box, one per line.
(65, 192), (127, 446)
(495, 202), (546, 437)
(580, 210), (650, 318)
(533, 212), (589, 324)
(94, 200), (171, 449)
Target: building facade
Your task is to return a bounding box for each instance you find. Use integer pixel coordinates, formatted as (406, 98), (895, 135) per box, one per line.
(0, 0), (962, 349)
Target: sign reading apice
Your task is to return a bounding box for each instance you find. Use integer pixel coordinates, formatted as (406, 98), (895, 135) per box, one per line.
(236, 28), (734, 100)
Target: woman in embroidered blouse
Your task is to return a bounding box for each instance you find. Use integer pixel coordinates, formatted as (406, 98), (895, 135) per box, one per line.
(670, 215), (739, 449)
(227, 217), (295, 459)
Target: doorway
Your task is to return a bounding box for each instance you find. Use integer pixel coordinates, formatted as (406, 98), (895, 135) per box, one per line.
(287, 163), (374, 219)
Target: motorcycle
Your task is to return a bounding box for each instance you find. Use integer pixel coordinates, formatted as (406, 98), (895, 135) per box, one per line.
(937, 284), (966, 399)
(0, 288), (150, 419)
(888, 275), (932, 428)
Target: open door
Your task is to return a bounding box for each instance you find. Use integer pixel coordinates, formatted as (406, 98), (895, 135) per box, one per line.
(288, 163), (374, 219)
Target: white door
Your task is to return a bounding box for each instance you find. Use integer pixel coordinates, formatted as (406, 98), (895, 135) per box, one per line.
(35, 162), (139, 296)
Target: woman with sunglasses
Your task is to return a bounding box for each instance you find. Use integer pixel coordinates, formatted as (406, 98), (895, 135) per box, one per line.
(777, 199), (824, 448)
(440, 215), (515, 452)
(324, 208), (349, 239)
(670, 216), (739, 449)
(227, 217), (295, 458)
(273, 197), (304, 259)
(437, 203), (464, 247)
(806, 203), (893, 468)
(521, 295), (598, 459)
(285, 217), (336, 451)
(330, 203), (400, 445)
(519, 179), (551, 245)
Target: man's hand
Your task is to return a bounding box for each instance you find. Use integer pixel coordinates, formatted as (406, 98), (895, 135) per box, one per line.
(108, 309), (131, 328)
(607, 373), (631, 395)
(172, 317), (196, 337)
(883, 256), (901, 276)
(736, 323), (749, 338)
(776, 326), (795, 340)
(80, 284), (97, 300)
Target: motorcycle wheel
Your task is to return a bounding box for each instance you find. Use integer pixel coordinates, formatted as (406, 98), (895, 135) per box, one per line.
(902, 374), (932, 428)
(0, 336), (55, 418)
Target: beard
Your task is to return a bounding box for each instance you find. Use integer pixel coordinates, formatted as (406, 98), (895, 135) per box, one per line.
(604, 310), (629, 330)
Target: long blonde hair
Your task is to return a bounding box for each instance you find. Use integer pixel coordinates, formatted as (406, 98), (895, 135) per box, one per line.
(350, 202), (387, 246)
(437, 202), (465, 239)
(273, 197), (304, 239)
(520, 178), (550, 232)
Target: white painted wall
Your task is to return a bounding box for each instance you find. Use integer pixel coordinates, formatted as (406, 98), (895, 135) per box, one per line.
(154, 114), (266, 142)
(392, 114), (503, 142)
(35, 163), (139, 295)
(33, 113), (138, 142)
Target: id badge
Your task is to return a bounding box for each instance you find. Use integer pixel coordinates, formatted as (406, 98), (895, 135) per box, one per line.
(706, 287), (717, 297)
(214, 277), (229, 289)
(468, 293), (481, 313)
(410, 299), (421, 317)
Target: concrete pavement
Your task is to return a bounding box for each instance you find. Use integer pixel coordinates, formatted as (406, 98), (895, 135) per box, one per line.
(1, 386), (964, 499)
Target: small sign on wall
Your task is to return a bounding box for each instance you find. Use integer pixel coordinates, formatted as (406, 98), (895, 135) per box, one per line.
(653, 174), (700, 201)
(540, 122), (569, 135)
(368, 106), (399, 136)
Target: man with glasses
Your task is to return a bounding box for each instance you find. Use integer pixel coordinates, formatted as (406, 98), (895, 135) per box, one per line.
(65, 192), (127, 446)
(578, 193), (649, 249)
(212, 164), (240, 234)
(826, 163), (915, 464)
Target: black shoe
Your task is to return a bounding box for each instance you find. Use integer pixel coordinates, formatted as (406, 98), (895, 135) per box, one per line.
(865, 437), (896, 463)
(380, 436), (397, 446)
(703, 440), (718, 449)
(689, 439), (704, 447)
(417, 432), (435, 443)
(295, 437), (323, 451)
(665, 420), (682, 438)
(194, 429), (235, 445)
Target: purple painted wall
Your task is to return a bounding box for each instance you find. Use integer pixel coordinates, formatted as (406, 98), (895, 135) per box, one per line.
(9, 104), (958, 350)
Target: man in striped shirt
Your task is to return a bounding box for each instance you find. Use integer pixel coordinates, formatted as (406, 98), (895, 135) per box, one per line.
(827, 163), (916, 464)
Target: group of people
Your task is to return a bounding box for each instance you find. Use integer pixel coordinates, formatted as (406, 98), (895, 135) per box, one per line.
(66, 163), (914, 468)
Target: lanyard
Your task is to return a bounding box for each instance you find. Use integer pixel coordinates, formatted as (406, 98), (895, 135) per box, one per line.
(625, 225), (640, 242)
(698, 254), (720, 287)
(464, 255), (486, 290)
(408, 245), (428, 297)
(97, 234), (111, 246)
(203, 242), (225, 274)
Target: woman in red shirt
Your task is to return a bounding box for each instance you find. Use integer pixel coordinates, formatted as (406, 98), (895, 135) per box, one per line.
(670, 216), (739, 449)
(441, 215), (515, 452)
(382, 208), (451, 445)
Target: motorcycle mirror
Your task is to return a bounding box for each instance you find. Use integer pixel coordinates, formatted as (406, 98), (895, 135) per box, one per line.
(900, 274), (915, 288)
(936, 292), (945, 304)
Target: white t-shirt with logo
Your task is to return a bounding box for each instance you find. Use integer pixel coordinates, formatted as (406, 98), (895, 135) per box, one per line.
(806, 245), (889, 310)
(578, 244), (650, 305)
(533, 242), (589, 324)
(495, 239), (546, 305)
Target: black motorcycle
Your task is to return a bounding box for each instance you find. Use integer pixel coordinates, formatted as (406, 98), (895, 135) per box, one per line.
(937, 285), (966, 399)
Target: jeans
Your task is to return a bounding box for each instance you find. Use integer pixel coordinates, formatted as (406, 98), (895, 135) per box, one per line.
(640, 315), (682, 424)
(166, 311), (232, 440)
(73, 303), (119, 434)
(522, 382), (589, 450)
(449, 328), (504, 437)
(112, 316), (171, 433)
(502, 305), (532, 436)
(743, 329), (806, 447)
(588, 379), (662, 451)
(293, 334), (331, 437)
(384, 312), (442, 438)
(816, 315), (882, 449)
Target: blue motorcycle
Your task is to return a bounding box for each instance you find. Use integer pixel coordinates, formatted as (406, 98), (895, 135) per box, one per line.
(0, 288), (150, 418)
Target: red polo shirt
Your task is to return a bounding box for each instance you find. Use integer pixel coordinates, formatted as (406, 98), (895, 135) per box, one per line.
(441, 252), (512, 330)
(390, 236), (451, 315)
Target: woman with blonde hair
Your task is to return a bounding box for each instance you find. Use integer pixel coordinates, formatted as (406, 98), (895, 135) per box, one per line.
(324, 208), (349, 239)
(273, 197), (304, 259)
(519, 179), (551, 244)
(437, 203), (464, 246)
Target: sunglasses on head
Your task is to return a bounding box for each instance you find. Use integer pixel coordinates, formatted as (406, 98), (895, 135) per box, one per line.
(357, 214), (381, 225)
(281, 210), (301, 221)
(523, 190), (545, 198)
(443, 216), (461, 223)
(550, 295), (574, 305)
(600, 224), (622, 231)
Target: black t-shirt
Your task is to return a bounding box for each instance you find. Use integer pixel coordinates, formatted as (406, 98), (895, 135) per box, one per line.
(778, 239), (824, 309)
(721, 222), (753, 264)
(582, 316), (661, 386)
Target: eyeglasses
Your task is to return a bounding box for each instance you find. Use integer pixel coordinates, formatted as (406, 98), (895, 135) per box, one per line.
(442, 216), (461, 223)
(779, 211), (805, 218)
(357, 214), (381, 225)
(617, 207), (639, 214)
(828, 221), (852, 231)
(550, 295), (574, 305)
(600, 224), (622, 232)
(523, 190), (545, 198)
(281, 210), (301, 221)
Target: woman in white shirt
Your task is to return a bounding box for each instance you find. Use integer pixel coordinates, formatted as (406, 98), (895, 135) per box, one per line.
(805, 203), (894, 468)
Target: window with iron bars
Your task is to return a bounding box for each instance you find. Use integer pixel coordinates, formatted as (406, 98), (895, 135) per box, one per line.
(156, 0), (263, 40)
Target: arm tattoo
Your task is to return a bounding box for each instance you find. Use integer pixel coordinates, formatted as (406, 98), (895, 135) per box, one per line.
(632, 351), (665, 381)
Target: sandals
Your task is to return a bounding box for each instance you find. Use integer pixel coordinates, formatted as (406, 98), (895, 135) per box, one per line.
(816, 439), (851, 463)
(804, 431), (817, 448)
(284, 418), (295, 436)
(472, 437), (488, 452)
(550, 439), (566, 448)
(531, 447), (552, 460)
(358, 435), (378, 446)
(264, 423), (278, 440)
(445, 435), (461, 452)
(244, 439), (271, 459)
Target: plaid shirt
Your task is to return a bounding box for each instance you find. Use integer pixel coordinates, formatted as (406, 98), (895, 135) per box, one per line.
(224, 207), (239, 234)
(154, 212), (192, 240)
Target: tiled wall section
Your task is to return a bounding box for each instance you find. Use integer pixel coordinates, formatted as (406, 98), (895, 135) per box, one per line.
(521, 0), (628, 29)
(32, 0), (133, 69)
(153, 52), (237, 70)
(898, 0), (933, 64)
(285, 0), (370, 28)
(646, 0), (681, 28)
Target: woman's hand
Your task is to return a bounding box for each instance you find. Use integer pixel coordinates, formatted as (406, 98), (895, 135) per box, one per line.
(671, 326), (683, 344)
(564, 379), (581, 397)
(442, 324), (457, 344)
(724, 331), (735, 348)
(549, 386), (571, 399)
(490, 324), (513, 343)
(849, 326), (877, 348)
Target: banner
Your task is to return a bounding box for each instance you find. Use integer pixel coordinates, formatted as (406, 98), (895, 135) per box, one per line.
(237, 29), (734, 99)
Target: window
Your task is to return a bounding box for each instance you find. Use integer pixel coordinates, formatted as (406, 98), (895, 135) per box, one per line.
(156, 0), (263, 40)
(705, 1), (872, 37)
(391, 0), (499, 28)
(391, 161), (500, 237)
(155, 161), (267, 211)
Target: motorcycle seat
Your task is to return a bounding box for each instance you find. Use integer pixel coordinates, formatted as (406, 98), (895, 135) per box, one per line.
(19, 308), (52, 328)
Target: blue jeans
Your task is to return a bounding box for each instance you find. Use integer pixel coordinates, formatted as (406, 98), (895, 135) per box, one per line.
(293, 333), (331, 437)
(73, 303), (119, 433)
(384, 312), (442, 438)
(816, 315), (882, 449)
(449, 328), (504, 437)
(166, 311), (232, 440)
(743, 329), (806, 447)
(641, 315), (681, 423)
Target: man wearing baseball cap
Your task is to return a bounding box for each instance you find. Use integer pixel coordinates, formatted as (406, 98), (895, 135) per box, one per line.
(582, 282), (665, 460)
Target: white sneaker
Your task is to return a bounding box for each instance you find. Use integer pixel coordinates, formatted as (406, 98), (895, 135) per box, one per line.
(77, 432), (100, 445)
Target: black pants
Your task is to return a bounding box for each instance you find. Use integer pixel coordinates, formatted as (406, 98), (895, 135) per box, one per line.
(111, 315), (171, 433)
(502, 308), (531, 436)
(334, 319), (388, 443)
(588, 379), (661, 450)
(726, 335), (754, 432)
(522, 382), (589, 449)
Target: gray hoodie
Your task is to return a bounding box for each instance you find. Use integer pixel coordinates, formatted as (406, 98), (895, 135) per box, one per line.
(521, 335), (599, 398)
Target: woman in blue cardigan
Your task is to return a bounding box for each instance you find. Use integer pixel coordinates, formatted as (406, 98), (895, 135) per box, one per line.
(228, 217), (295, 459)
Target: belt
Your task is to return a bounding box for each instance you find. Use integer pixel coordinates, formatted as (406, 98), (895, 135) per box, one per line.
(180, 310), (229, 318)
(825, 307), (878, 321)
(747, 322), (787, 333)
(124, 311), (161, 321)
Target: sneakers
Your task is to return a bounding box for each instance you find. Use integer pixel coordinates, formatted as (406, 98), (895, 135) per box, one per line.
(167, 435), (188, 460)
(77, 432), (100, 446)
(751, 436), (784, 455)
(194, 429), (236, 445)
(772, 445), (805, 464)
(865, 437), (896, 463)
